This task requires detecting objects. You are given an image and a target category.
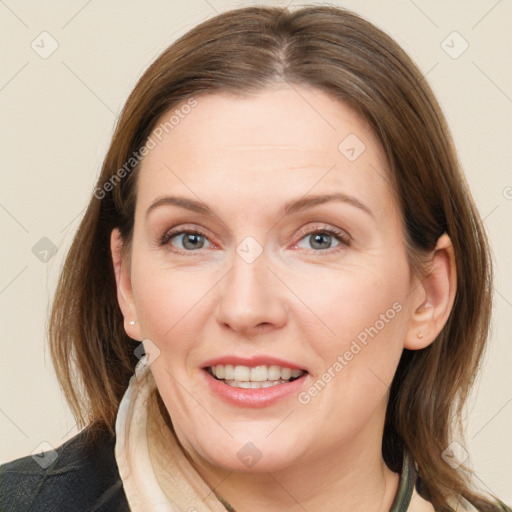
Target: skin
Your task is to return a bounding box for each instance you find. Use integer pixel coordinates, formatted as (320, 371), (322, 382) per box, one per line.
(111, 84), (456, 511)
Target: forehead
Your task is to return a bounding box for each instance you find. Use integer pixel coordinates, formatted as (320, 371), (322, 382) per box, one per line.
(136, 85), (395, 219)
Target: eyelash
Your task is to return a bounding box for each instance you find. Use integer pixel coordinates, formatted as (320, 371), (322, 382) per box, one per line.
(158, 224), (351, 255)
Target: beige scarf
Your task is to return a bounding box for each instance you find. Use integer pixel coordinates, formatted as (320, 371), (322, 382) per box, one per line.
(115, 356), (228, 512)
(114, 357), (459, 512)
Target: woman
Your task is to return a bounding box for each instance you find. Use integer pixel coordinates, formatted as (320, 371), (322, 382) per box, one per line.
(0, 5), (509, 511)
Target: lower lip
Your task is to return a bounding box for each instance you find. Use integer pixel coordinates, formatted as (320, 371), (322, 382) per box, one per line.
(203, 370), (308, 408)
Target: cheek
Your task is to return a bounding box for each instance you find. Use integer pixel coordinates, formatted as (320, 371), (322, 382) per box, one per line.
(293, 261), (410, 402)
(289, 262), (407, 342)
(130, 256), (218, 350)
(295, 273), (407, 421)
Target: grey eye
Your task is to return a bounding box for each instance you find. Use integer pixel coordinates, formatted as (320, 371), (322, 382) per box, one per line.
(297, 232), (341, 250)
(171, 232), (210, 250)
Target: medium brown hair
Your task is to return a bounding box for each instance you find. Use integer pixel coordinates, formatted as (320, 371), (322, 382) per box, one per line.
(49, 5), (497, 510)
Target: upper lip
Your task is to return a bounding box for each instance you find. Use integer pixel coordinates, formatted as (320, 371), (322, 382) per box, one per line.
(202, 355), (308, 372)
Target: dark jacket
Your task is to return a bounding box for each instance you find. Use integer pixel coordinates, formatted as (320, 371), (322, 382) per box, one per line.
(0, 428), (130, 512)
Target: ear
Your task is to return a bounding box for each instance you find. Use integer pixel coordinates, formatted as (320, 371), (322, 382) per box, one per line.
(404, 233), (457, 350)
(110, 228), (141, 340)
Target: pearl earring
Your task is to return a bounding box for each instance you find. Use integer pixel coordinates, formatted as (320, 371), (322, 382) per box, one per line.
(129, 320), (136, 325)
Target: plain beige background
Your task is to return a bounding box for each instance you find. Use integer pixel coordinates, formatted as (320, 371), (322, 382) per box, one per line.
(1, 0), (511, 503)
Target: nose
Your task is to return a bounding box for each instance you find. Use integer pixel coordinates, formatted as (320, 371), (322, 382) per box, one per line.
(215, 250), (288, 336)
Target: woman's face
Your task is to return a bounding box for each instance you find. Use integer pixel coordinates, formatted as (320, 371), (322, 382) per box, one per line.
(116, 85), (426, 472)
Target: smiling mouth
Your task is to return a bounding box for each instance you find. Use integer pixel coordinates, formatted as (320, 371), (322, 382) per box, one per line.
(206, 364), (307, 389)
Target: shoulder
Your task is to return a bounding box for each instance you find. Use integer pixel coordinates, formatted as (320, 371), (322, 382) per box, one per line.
(0, 427), (130, 512)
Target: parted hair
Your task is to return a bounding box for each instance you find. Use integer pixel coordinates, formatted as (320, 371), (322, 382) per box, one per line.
(49, 5), (499, 510)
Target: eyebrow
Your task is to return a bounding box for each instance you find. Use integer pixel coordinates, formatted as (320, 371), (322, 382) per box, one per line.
(145, 192), (373, 219)
(281, 192), (373, 218)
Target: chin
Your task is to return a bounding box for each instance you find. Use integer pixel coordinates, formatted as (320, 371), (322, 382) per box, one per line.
(190, 434), (305, 474)
(211, 450), (300, 474)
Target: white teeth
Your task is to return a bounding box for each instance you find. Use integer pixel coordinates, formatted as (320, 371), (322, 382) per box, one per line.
(225, 379), (288, 389)
(250, 366), (268, 382)
(267, 365), (281, 380)
(233, 365), (251, 381)
(210, 364), (305, 383)
(280, 367), (292, 380)
(224, 364), (234, 380)
(215, 365), (225, 379)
